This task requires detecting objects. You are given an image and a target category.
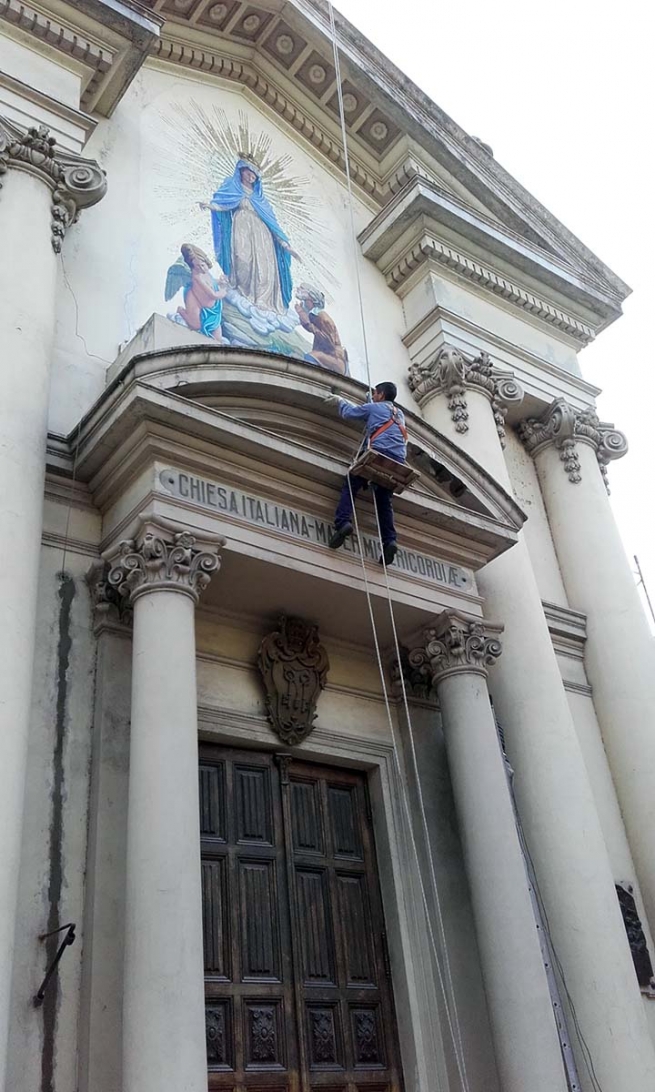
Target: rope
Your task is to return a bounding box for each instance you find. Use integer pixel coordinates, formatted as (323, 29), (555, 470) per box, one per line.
(327, 1), (373, 399)
(326, 8), (472, 1078)
(346, 477), (470, 1092)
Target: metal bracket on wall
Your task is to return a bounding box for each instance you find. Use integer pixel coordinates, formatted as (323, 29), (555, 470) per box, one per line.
(33, 923), (76, 1007)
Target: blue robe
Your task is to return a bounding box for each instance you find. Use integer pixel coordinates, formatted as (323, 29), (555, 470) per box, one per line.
(210, 159), (293, 309)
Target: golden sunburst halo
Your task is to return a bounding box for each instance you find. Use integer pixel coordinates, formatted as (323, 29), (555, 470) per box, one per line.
(149, 101), (339, 295)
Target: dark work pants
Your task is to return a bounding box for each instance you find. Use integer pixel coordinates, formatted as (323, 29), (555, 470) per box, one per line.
(334, 474), (396, 546)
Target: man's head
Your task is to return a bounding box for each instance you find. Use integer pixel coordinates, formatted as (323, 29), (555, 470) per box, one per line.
(373, 382), (397, 403)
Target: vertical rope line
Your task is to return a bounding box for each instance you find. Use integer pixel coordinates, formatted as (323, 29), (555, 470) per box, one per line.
(346, 479), (470, 1092)
(326, 5), (470, 1084)
(327, 1), (373, 398)
(371, 494), (470, 1090)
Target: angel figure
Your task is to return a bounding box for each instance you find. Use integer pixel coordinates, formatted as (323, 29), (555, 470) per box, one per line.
(165, 243), (229, 341)
(295, 283), (349, 375)
(199, 155), (300, 315)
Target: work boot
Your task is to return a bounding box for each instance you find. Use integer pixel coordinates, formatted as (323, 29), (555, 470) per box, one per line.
(329, 522), (353, 549)
(380, 540), (398, 567)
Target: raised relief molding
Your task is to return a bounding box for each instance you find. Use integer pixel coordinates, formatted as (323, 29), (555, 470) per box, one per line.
(389, 651), (439, 705)
(518, 397), (628, 491)
(0, 117), (106, 251)
(408, 344), (523, 446)
(104, 525), (221, 605)
(407, 610), (503, 685)
(386, 234), (595, 345)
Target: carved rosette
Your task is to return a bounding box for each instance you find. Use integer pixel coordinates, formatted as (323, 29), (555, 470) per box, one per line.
(105, 529), (221, 605)
(408, 345), (523, 446)
(518, 398), (628, 491)
(0, 118), (106, 252)
(258, 616), (329, 745)
(408, 611), (503, 685)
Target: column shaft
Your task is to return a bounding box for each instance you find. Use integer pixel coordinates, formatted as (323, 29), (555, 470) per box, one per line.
(123, 589), (207, 1092)
(420, 382), (655, 1088)
(436, 668), (567, 1092)
(0, 170), (57, 1074)
(535, 439), (655, 931)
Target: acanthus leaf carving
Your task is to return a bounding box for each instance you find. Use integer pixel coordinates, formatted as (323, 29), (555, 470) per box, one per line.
(258, 615), (329, 745)
(518, 398), (628, 491)
(105, 527), (221, 605)
(408, 344), (523, 446)
(0, 117), (106, 252)
(407, 611), (503, 685)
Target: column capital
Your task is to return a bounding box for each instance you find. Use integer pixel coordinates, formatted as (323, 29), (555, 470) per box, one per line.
(105, 523), (222, 606)
(518, 397), (628, 491)
(407, 610), (503, 685)
(0, 116), (106, 252)
(408, 345), (523, 446)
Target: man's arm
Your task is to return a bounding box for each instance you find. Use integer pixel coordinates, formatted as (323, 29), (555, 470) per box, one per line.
(338, 399), (373, 421)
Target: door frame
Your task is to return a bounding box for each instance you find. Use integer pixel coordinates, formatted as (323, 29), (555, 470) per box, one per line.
(198, 703), (450, 1092)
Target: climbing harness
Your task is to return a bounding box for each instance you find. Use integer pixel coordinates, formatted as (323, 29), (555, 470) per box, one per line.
(327, 5), (471, 1089)
(349, 404), (420, 494)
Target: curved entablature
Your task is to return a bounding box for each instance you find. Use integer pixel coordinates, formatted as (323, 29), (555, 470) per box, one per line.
(95, 342), (525, 534)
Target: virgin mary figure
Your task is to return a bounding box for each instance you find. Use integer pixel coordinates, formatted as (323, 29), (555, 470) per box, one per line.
(200, 156), (299, 315)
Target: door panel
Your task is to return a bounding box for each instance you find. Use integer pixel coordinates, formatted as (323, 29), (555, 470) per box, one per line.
(200, 746), (403, 1092)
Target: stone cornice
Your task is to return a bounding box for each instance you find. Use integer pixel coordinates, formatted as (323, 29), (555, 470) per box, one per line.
(359, 179), (600, 342)
(150, 37), (385, 203)
(518, 398), (628, 492)
(0, 0), (161, 116)
(0, 116), (106, 250)
(407, 610), (503, 684)
(104, 518), (222, 604)
(408, 344), (523, 447)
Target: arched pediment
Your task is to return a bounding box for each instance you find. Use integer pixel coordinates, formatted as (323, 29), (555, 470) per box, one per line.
(100, 338), (525, 535)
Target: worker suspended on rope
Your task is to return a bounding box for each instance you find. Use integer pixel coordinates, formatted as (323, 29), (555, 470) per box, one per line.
(324, 382), (408, 566)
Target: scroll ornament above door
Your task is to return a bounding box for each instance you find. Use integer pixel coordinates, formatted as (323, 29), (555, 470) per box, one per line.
(258, 615), (329, 745)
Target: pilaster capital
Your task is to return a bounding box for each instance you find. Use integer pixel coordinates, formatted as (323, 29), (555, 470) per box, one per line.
(518, 398), (628, 491)
(104, 523), (222, 606)
(407, 610), (503, 685)
(408, 345), (523, 446)
(86, 559), (134, 635)
(0, 117), (106, 252)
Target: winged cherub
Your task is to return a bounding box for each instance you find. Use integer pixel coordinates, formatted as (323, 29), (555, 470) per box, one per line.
(165, 243), (229, 341)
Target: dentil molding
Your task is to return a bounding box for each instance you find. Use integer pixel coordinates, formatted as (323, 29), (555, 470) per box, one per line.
(518, 397), (628, 491)
(0, 117), (106, 251)
(407, 611), (503, 685)
(408, 344), (524, 446)
(105, 526), (221, 605)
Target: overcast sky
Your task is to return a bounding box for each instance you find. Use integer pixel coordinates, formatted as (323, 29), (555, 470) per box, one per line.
(337, 0), (655, 622)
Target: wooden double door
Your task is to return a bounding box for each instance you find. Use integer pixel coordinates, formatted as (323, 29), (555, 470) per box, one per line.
(199, 745), (404, 1092)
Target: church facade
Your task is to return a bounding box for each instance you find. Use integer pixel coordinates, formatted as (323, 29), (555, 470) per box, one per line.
(1, 2), (655, 1091)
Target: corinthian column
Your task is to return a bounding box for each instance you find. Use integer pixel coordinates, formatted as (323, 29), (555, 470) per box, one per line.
(520, 399), (655, 932)
(0, 119), (105, 1080)
(409, 348), (655, 1090)
(106, 524), (221, 1092)
(408, 613), (568, 1092)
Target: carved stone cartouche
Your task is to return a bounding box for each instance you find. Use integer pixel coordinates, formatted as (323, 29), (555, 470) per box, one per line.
(258, 615), (329, 745)
(0, 117), (106, 252)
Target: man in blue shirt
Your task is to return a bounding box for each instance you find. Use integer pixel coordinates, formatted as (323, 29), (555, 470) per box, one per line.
(324, 382), (407, 566)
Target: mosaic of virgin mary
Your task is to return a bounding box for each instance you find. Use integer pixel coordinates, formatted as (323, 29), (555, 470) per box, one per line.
(157, 104), (350, 374)
(200, 155), (299, 315)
